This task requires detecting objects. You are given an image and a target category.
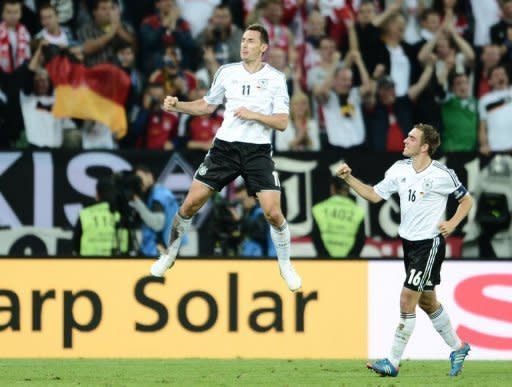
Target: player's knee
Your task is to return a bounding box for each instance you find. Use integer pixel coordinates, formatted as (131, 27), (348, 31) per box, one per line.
(181, 199), (201, 217)
(263, 206), (283, 224)
(418, 299), (437, 314)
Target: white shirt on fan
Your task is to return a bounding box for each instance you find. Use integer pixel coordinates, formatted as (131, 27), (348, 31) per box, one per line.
(203, 62), (289, 144)
(374, 159), (468, 241)
(20, 92), (75, 148)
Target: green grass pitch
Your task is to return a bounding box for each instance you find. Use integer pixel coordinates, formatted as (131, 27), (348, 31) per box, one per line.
(0, 359), (510, 386)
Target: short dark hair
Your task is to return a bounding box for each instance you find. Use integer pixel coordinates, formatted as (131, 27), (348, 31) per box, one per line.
(448, 69), (467, 90)
(93, 0), (112, 11)
(39, 2), (58, 15)
(419, 8), (440, 22)
(330, 176), (349, 194)
(2, 0), (22, 12)
(96, 177), (117, 203)
(488, 63), (510, 79)
(215, 3), (231, 12)
(415, 123), (440, 157)
(245, 23), (269, 45)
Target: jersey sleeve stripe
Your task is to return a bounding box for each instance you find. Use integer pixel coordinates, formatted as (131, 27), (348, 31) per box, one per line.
(433, 162), (459, 186)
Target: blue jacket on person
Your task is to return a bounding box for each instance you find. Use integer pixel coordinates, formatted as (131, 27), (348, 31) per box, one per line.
(240, 206), (276, 257)
(140, 184), (178, 257)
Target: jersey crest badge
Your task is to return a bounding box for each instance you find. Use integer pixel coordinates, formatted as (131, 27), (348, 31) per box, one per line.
(422, 178), (433, 191)
(198, 163), (208, 176)
(257, 79), (269, 89)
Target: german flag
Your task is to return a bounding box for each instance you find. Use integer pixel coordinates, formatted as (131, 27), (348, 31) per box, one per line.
(45, 54), (131, 138)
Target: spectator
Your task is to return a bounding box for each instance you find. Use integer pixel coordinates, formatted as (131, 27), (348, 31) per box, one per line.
(20, 39), (76, 148)
(197, 3), (243, 65)
(307, 36), (342, 127)
(266, 46), (297, 96)
(233, 184), (275, 257)
(274, 91), (320, 152)
(139, 0), (195, 74)
(478, 64), (512, 155)
(300, 10), (326, 74)
(72, 177), (128, 256)
(46, 0), (82, 31)
(374, 11), (418, 97)
(312, 176), (365, 258)
(340, 0), (382, 76)
(259, 0), (296, 65)
(320, 52), (371, 150)
(132, 82), (179, 150)
(0, 0), (31, 147)
(149, 46), (199, 101)
(475, 44), (501, 98)
(195, 45), (220, 88)
(418, 19), (475, 91)
(130, 165), (180, 257)
(414, 8), (442, 52)
(115, 42), (144, 148)
(490, 0), (512, 60)
(77, 0), (136, 67)
(365, 57), (435, 152)
(440, 71), (478, 152)
(35, 3), (73, 47)
(0, 0), (31, 73)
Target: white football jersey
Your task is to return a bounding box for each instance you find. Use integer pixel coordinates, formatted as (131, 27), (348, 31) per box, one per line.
(374, 159), (468, 241)
(203, 62), (289, 144)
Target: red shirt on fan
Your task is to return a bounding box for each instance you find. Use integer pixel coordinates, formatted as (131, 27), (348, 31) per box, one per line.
(140, 111), (179, 150)
(185, 110), (223, 149)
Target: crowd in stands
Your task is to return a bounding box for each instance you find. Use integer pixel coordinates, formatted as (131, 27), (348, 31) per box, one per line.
(1, 0), (512, 155)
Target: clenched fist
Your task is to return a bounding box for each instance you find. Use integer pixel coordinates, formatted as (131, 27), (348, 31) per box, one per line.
(336, 163), (352, 180)
(163, 96), (178, 112)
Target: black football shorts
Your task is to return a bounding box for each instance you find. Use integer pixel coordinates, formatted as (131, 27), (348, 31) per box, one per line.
(194, 138), (281, 195)
(401, 235), (446, 292)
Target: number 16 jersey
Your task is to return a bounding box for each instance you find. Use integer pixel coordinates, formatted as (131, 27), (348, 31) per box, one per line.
(374, 159), (468, 241)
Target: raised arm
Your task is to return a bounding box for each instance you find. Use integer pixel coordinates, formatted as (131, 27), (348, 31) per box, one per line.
(163, 96), (216, 116)
(372, 0), (402, 28)
(408, 57), (435, 101)
(336, 163), (383, 203)
(447, 23), (475, 64)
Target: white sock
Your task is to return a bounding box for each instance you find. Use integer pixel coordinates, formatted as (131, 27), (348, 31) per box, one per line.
(429, 305), (462, 351)
(166, 212), (192, 258)
(270, 221), (291, 268)
(389, 312), (416, 368)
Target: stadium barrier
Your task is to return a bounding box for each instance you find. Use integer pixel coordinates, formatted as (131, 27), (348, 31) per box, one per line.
(0, 150), (498, 257)
(1, 259), (511, 359)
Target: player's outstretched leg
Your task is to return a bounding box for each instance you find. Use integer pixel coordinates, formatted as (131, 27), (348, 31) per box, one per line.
(366, 358), (399, 377)
(150, 213), (192, 277)
(449, 342), (471, 376)
(270, 221), (302, 291)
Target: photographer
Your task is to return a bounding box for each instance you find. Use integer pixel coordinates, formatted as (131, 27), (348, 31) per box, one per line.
(233, 184), (275, 257)
(130, 165), (179, 257)
(72, 177), (128, 256)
